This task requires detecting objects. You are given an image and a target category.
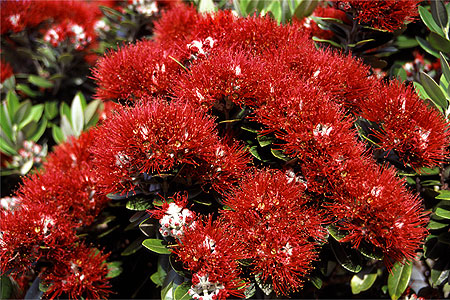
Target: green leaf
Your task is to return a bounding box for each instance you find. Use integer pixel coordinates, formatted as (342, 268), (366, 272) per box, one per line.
(351, 272), (377, 294)
(249, 145), (263, 160)
(257, 135), (275, 147)
(428, 32), (450, 54)
(161, 281), (175, 300)
(121, 237), (145, 256)
(142, 239), (172, 254)
(19, 104), (43, 130)
(263, 1), (282, 24)
(430, 258), (450, 287)
(126, 196), (153, 211)
(174, 282), (191, 300)
(395, 36), (419, 49)
(388, 261), (412, 300)
(330, 238), (362, 273)
(293, 0), (318, 19)
(52, 125), (64, 144)
(60, 115), (74, 139)
(0, 275), (13, 299)
(84, 100), (101, 126)
(419, 6), (445, 36)
(58, 53), (74, 65)
(106, 261), (123, 278)
(0, 135), (17, 156)
(44, 101), (59, 120)
(420, 71), (449, 111)
(428, 219), (449, 230)
(417, 36), (441, 58)
(312, 36), (343, 48)
(198, 0), (216, 13)
(71, 92), (85, 136)
(441, 53), (450, 81)
(60, 102), (71, 120)
(28, 75), (53, 88)
(431, 0), (449, 35)
(358, 241), (384, 260)
(16, 83), (39, 97)
(6, 91), (19, 118)
(328, 224), (348, 241)
(437, 190), (450, 200)
(436, 204), (450, 219)
(151, 272), (164, 287)
(271, 148), (289, 161)
(0, 104), (12, 140)
(13, 100), (31, 125)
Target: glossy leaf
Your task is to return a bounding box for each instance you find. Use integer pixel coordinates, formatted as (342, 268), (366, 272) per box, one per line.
(436, 203), (450, 219)
(142, 239), (172, 254)
(126, 196), (153, 211)
(28, 75), (53, 88)
(388, 261), (412, 300)
(420, 71), (449, 111)
(330, 238), (362, 273)
(431, 0), (449, 34)
(437, 190), (450, 200)
(420, 6), (444, 36)
(106, 261), (123, 278)
(174, 282), (191, 300)
(351, 272), (377, 294)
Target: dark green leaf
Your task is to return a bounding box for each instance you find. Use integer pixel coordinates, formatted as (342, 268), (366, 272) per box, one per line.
(270, 148), (289, 161)
(420, 71), (449, 111)
(249, 145), (263, 160)
(13, 101), (31, 125)
(139, 218), (156, 237)
(431, 0), (448, 33)
(126, 196), (153, 211)
(174, 282), (191, 300)
(106, 261), (123, 278)
(438, 232), (450, 245)
(351, 272), (377, 294)
(0, 275), (13, 299)
(169, 254), (190, 278)
(417, 36), (441, 58)
(388, 261), (412, 300)
(330, 238), (362, 273)
(428, 219), (449, 230)
(142, 239), (172, 254)
(430, 258), (450, 286)
(293, 0), (319, 19)
(257, 134), (275, 147)
(441, 53), (450, 83)
(436, 204), (450, 219)
(419, 6), (444, 36)
(121, 236), (145, 256)
(58, 53), (74, 65)
(0, 135), (17, 156)
(358, 241), (384, 260)
(328, 224), (348, 241)
(428, 32), (450, 54)
(310, 275), (323, 289)
(28, 75), (53, 88)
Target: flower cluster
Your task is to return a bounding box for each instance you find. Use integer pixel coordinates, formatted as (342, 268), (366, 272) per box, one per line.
(332, 0), (419, 32)
(0, 131), (112, 298)
(91, 99), (250, 194)
(148, 193), (195, 238)
(89, 6), (450, 297)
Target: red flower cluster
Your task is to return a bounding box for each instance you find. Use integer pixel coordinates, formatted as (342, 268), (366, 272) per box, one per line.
(1, 59), (14, 83)
(333, 0), (419, 32)
(0, 131), (112, 299)
(91, 100), (250, 194)
(1, 0), (103, 51)
(222, 170), (325, 295)
(174, 216), (247, 300)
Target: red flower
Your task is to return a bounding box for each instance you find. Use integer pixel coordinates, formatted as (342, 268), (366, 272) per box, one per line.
(148, 193), (196, 238)
(0, 202), (77, 275)
(92, 40), (185, 101)
(1, 59), (13, 83)
(222, 170), (325, 295)
(42, 244), (111, 300)
(327, 162), (429, 267)
(91, 99), (248, 194)
(174, 216), (247, 299)
(333, 0), (419, 32)
(360, 81), (450, 168)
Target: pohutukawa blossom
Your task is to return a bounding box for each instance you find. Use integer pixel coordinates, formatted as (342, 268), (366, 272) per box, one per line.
(333, 0), (419, 32)
(148, 193), (196, 238)
(1, 59), (13, 83)
(91, 99), (249, 194)
(174, 216), (247, 299)
(92, 40), (184, 101)
(222, 170), (325, 295)
(42, 244), (111, 300)
(44, 21), (93, 51)
(359, 81), (450, 168)
(0, 202), (78, 275)
(327, 163), (429, 267)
